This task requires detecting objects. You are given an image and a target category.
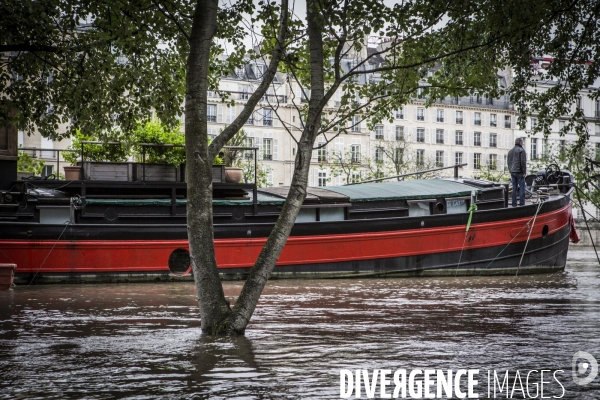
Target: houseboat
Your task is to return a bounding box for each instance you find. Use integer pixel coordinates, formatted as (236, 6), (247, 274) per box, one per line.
(0, 160), (576, 284)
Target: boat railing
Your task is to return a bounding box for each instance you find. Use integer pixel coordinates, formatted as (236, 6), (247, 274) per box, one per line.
(347, 163), (469, 185)
(18, 147), (78, 178)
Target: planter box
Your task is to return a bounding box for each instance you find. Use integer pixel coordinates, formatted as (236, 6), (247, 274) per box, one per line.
(79, 162), (132, 181)
(134, 164), (179, 182)
(0, 263), (16, 291)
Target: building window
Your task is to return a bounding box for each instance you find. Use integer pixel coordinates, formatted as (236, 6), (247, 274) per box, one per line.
(351, 115), (360, 132)
(207, 104), (217, 122)
(417, 108), (425, 121)
(488, 154), (497, 170)
(456, 111), (463, 124)
(245, 137), (254, 159)
(560, 140), (566, 155)
(596, 143), (600, 161)
(474, 112), (481, 126)
(318, 171), (327, 187)
(375, 125), (384, 139)
(455, 131), (463, 145)
(351, 144), (361, 163)
(318, 145), (327, 162)
(474, 132), (481, 146)
(416, 149), (425, 167)
(437, 109), (444, 122)
(531, 138), (538, 159)
(595, 99), (600, 118)
(395, 148), (404, 164)
(436, 129), (444, 144)
(396, 108), (404, 119)
(375, 147), (384, 162)
(455, 152), (463, 165)
(531, 117), (537, 129)
(262, 109), (272, 126)
(490, 114), (497, 127)
(473, 153), (481, 169)
(395, 126), (404, 141)
(351, 172), (361, 184)
(596, 124), (600, 136)
(576, 96), (582, 110)
(417, 128), (425, 143)
(489, 133), (497, 148)
(240, 86), (250, 100)
(263, 138), (273, 160)
(436, 150), (444, 167)
(504, 115), (511, 128)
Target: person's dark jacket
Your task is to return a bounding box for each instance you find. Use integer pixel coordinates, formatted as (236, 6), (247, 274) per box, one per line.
(507, 144), (526, 174)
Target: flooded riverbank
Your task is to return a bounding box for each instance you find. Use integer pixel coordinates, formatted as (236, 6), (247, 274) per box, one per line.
(1, 249), (599, 399)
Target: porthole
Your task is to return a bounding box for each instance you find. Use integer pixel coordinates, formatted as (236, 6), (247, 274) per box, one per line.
(168, 248), (191, 274)
(542, 225), (549, 238)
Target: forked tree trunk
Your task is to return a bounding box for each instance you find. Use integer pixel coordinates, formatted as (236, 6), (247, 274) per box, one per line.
(186, 0), (290, 334)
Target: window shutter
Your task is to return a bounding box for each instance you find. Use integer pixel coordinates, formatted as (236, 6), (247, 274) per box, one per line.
(415, 107), (419, 121)
(273, 114), (279, 127)
(497, 133), (502, 149)
(217, 105), (223, 123)
(445, 151), (449, 168)
(444, 129), (448, 145)
(469, 132), (474, 147)
(273, 139), (278, 161)
(453, 111), (458, 125)
(483, 132), (489, 147)
(482, 113), (487, 127)
(450, 130), (455, 145)
(425, 128), (430, 144)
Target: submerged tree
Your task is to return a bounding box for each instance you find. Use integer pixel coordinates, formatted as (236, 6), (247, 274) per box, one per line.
(2, 0), (599, 335)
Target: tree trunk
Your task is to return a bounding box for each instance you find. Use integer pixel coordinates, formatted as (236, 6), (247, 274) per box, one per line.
(186, 0), (289, 335)
(186, 0), (232, 334)
(228, 0), (327, 333)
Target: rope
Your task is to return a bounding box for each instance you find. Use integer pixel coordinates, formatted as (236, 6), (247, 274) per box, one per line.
(27, 221), (70, 286)
(455, 203), (477, 276)
(573, 185), (600, 266)
(477, 207), (537, 275)
(516, 200), (544, 276)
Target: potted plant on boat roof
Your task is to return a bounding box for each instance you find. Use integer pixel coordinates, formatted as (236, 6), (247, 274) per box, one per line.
(64, 129), (131, 181)
(131, 119), (185, 181)
(218, 130), (247, 184)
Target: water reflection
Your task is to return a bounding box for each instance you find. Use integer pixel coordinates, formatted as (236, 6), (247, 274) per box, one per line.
(0, 250), (599, 399)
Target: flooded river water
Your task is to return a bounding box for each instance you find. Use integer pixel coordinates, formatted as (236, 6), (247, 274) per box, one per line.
(1, 249), (599, 399)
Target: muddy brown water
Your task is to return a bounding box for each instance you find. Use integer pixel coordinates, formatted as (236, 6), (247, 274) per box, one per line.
(1, 249), (599, 399)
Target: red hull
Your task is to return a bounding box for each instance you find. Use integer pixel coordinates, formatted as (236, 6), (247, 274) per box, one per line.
(2, 204), (571, 274)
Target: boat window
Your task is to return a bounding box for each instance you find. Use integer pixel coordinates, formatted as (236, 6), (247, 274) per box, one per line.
(446, 198), (467, 214)
(320, 207), (345, 222)
(296, 208), (316, 222)
(408, 202), (430, 217)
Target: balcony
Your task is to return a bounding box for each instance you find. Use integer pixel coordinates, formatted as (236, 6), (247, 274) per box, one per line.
(490, 121), (497, 127)
(474, 120), (481, 126)
(437, 117), (444, 122)
(455, 140), (463, 145)
(456, 118), (463, 124)
(262, 118), (272, 126)
(490, 142), (497, 148)
(245, 118), (254, 125)
(474, 141), (481, 146)
(417, 137), (425, 143)
(505, 122), (511, 128)
(417, 115), (424, 121)
(375, 134), (384, 140)
(207, 115), (217, 122)
(396, 113), (404, 119)
(263, 154), (273, 160)
(436, 139), (444, 144)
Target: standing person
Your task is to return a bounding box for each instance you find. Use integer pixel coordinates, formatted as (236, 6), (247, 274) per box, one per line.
(507, 137), (527, 206)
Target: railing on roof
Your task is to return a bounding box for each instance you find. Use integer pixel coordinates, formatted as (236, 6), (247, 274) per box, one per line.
(347, 163), (469, 185)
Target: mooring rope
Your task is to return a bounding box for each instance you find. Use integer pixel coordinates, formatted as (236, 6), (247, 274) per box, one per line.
(27, 221), (70, 286)
(455, 203), (477, 276)
(573, 184), (600, 266)
(516, 200), (545, 276)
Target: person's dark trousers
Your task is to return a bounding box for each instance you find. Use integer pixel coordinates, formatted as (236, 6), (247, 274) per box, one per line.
(511, 173), (526, 206)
